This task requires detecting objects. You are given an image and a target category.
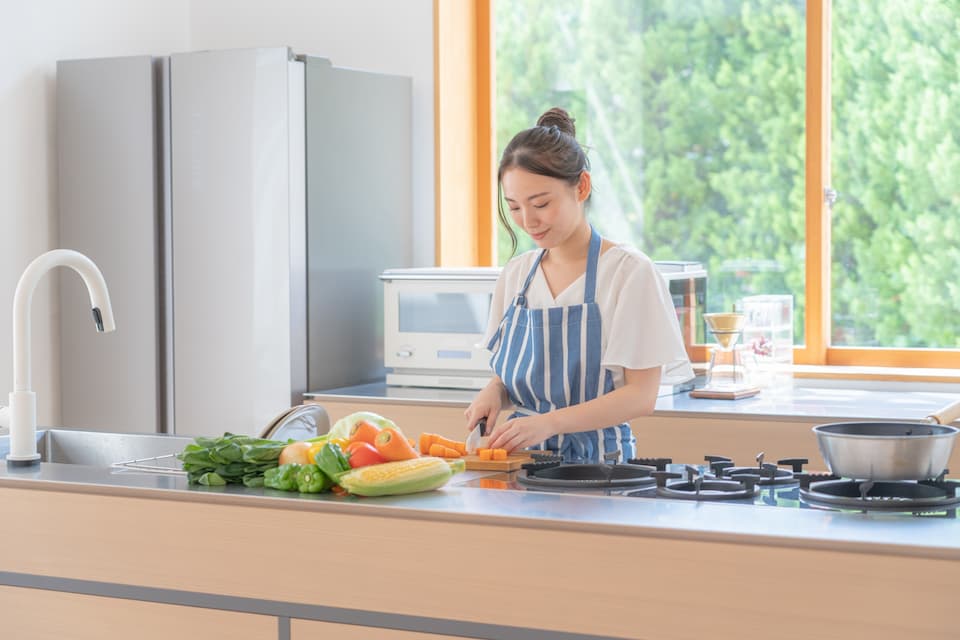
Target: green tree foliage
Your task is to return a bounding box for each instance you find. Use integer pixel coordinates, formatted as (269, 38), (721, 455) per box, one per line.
(496, 0), (960, 349)
(832, 0), (960, 347)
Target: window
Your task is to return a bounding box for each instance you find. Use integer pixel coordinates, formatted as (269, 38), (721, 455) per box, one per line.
(831, 0), (960, 349)
(487, 0), (960, 367)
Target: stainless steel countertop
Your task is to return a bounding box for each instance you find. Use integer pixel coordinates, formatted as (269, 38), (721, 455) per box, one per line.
(306, 380), (960, 423)
(2, 461), (958, 560)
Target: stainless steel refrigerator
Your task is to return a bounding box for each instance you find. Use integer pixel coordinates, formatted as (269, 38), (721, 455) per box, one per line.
(56, 48), (412, 437)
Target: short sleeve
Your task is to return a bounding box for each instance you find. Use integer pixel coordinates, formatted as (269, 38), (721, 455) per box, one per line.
(601, 253), (695, 385)
(480, 269), (509, 351)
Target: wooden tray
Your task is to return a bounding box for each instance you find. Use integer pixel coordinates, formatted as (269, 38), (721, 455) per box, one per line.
(461, 452), (536, 471)
(689, 386), (760, 400)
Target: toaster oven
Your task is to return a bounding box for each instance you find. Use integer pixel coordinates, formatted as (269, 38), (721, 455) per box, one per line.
(380, 268), (500, 390)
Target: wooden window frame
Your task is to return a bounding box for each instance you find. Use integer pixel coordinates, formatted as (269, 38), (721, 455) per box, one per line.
(436, 0), (960, 371)
(433, 0), (494, 267)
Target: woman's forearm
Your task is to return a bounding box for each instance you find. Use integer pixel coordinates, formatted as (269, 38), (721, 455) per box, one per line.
(486, 375), (511, 407)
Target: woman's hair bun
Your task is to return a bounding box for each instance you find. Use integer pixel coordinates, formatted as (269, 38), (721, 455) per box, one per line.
(536, 107), (576, 138)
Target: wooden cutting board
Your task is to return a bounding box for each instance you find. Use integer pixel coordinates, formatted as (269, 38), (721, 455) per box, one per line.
(461, 452), (536, 471)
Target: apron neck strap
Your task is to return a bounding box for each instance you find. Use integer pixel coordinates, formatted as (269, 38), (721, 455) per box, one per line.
(516, 225), (602, 306)
(516, 250), (546, 306)
(583, 225), (602, 305)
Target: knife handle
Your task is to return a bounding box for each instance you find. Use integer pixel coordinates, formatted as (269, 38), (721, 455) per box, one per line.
(477, 417), (487, 436)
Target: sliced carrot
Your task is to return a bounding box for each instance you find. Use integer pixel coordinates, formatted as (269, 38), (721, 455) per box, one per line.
(418, 432), (436, 455)
(429, 443), (461, 458)
(491, 448), (508, 460)
(478, 449), (493, 461)
(417, 432), (466, 455)
(431, 434), (467, 455)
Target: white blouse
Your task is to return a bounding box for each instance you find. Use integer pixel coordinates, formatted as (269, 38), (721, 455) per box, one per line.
(482, 244), (695, 388)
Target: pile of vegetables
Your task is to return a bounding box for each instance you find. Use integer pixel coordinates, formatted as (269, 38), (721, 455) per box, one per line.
(264, 411), (464, 497)
(177, 414), (520, 495)
(176, 433), (289, 487)
(177, 412), (467, 496)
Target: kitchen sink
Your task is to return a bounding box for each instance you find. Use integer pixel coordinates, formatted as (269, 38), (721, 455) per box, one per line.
(0, 429), (194, 467)
(0, 405), (327, 470)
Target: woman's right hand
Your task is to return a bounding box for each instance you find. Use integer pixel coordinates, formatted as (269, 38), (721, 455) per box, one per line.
(464, 377), (505, 433)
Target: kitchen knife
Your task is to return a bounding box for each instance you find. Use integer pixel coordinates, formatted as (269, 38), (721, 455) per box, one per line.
(465, 417), (489, 455)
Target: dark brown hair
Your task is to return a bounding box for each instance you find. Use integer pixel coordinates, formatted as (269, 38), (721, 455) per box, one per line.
(497, 107), (590, 255)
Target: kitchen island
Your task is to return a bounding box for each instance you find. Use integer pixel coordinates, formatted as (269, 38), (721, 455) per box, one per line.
(1, 459), (958, 640)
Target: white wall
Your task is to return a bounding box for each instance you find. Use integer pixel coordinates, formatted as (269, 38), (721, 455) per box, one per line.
(1, 0), (434, 430)
(0, 0), (191, 428)
(188, 0), (434, 267)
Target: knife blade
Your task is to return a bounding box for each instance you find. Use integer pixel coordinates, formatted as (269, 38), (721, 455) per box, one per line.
(465, 417), (489, 455)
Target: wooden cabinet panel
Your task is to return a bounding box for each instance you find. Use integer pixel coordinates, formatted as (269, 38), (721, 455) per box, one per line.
(292, 618), (471, 640)
(0, 586), (276, 640)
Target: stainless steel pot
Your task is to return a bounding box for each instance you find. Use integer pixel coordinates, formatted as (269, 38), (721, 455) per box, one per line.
(812, 400), (960, 481)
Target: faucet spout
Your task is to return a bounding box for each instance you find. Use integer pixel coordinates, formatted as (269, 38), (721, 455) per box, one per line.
(8, 250), (115, 465)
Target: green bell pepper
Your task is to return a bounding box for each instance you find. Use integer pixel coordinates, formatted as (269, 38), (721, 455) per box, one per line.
(264, 463), (301, 491)
(296, 464), (333, 494)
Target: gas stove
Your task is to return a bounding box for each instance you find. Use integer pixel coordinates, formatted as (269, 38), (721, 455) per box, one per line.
(459, 453), (960, 518)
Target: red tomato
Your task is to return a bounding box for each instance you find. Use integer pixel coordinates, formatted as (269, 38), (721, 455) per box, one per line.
(345, 441), (387, 468)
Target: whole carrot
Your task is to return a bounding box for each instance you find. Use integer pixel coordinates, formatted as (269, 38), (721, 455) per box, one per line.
(374, 427), (420, 461)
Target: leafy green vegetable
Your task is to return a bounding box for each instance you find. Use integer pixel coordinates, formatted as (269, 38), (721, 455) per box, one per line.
(196, 472), (226, 486)
(327, 411), (398, 441)
(177, 432), (286, 486)
(242, 475), (266, 488)
(315, 442), (351, 481)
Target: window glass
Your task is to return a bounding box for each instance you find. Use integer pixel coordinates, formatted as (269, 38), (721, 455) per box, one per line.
(831, 0), (960, 348)
(496, 0), (807, 343)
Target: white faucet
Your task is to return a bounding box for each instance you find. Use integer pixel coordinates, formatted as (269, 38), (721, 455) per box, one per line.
(7, 250), (115, 465)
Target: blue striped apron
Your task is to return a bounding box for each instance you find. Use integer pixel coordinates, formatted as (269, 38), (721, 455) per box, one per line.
(487, 227), (636, 463)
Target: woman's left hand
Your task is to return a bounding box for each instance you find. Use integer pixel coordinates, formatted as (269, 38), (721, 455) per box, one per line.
(486, 414), (555, 452)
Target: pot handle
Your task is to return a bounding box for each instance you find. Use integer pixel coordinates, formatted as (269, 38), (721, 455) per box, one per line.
(927, 399), (960, 425)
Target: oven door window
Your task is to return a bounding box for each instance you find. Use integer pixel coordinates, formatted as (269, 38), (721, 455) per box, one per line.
(398, 292), (491, 334)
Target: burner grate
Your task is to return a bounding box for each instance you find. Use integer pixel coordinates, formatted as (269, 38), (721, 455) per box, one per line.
(648, 467), (761, 501)
(704, 454), (810, 486)
(801, 479), (960, 512)
(517, 462), (658, 490)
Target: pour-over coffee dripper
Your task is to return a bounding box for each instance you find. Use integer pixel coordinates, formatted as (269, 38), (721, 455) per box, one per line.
(690, 312), (760, 399)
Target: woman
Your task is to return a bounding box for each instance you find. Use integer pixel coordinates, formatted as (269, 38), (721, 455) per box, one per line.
(464, 107), (693, 463)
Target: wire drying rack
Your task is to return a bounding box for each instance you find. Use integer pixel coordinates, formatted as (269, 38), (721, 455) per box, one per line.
(111, 454), (187, 476)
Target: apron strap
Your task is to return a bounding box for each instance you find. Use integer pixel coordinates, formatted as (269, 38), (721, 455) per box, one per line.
(515, 250), (546, 307)
(583, 226), (602, 305)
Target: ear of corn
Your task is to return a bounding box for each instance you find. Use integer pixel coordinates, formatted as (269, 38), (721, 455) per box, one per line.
(338, 456), (465, 496)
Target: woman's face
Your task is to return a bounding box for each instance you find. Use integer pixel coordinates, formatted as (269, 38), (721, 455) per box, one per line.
(501, 168), (589, 249)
